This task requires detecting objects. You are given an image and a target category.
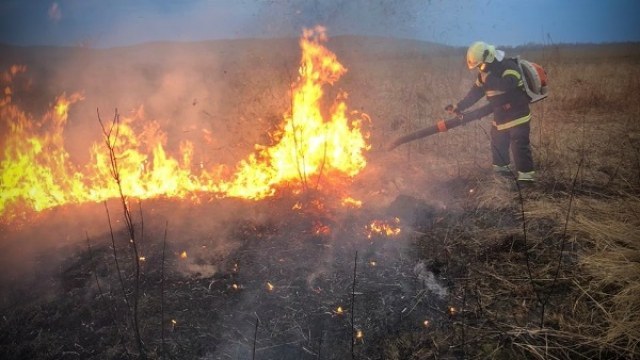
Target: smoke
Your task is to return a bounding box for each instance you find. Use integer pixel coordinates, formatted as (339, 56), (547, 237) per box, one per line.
(253, 0), (426, 39)
(48, 2), (62, 23)
(0, 19), (465, 356)
(2, 37), (297, 168)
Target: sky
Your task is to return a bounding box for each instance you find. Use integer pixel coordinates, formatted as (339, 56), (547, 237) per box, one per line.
(0, 0), (639, 48)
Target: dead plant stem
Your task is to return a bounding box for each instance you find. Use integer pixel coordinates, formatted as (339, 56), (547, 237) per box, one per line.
(351, 251), (358, 360)
(103, 201), (131, 313)
(253, 316), (259, 360)
(161, 220), (168, 359)
(86, 232), (132, 359)
(540, 158), (583, 324)
(98, 108), (145, 357)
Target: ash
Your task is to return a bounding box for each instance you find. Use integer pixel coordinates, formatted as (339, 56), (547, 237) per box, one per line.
(0, 194), (450, 360)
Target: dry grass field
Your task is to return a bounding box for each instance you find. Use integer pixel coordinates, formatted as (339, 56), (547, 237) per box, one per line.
(1, 36), (639, 359)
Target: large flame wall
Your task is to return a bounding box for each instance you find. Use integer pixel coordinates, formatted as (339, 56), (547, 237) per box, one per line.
(0, 27), (370, 221)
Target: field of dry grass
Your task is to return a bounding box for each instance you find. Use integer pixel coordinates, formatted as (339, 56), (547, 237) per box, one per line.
(1, 37), (639, 359)
(366, 42), (640, 358)
(373, 43), (640, 358)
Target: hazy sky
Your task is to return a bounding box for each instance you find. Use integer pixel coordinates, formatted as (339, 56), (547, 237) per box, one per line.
(1, 0), (639, 48)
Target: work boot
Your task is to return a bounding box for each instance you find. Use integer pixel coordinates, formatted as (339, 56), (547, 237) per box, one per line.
(492, 164), (511, 175)
(517, 171), (535, 182)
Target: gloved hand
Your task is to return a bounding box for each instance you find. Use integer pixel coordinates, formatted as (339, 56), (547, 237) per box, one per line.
(445, 104), (463, 118)
(445, 104), (458, 114)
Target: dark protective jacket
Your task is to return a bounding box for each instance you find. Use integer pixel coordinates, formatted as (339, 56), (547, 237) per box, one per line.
(456, 58), (531, 130)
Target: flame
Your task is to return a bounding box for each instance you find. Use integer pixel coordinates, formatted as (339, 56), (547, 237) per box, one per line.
(336, 306), (344, 315)
(0, 26), (370, 221)
(313, 221), (331, 236)
(266, 282), (274, 291)
(209, 25), (370, 198)
(341, 196), (362, 208)
(366, 218), (401, 238)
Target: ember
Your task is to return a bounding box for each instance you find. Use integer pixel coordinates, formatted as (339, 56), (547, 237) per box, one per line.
(313, 221), (331, 235)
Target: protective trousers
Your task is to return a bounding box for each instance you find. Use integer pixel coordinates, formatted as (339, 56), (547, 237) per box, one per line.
(490, 122), (534, 173)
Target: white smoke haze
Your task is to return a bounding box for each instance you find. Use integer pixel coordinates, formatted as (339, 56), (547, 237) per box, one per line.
(47, 2), (62, 23)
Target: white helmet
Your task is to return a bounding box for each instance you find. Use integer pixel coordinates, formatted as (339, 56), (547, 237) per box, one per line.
(466, 41), (505, 69)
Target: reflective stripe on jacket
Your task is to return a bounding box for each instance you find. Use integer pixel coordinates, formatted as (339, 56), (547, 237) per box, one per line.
(457, 58), (531, 130)
(492, 113), (531, 130)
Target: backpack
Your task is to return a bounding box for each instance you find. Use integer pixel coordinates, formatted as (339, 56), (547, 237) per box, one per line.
(515, 57), (548, 103)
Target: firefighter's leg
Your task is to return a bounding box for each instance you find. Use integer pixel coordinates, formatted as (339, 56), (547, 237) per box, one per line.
(490, 125), (511, 168)
(510, 122), (535, 180)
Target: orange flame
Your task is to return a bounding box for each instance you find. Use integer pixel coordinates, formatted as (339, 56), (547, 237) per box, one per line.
(218, 26), (369, 198)
(0, 27), (370, 221)
(313, 221), (331, 236)
(366, 218), (402, 239)
(341, 196), (362, 208)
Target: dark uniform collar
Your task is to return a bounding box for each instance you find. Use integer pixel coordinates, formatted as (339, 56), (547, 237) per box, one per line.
(480, 60), (503, 73)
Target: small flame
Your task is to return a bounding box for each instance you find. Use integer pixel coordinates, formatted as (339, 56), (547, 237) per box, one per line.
(423, 319), (430, 327)
(266, 282), (274, 291)
(369, 260), (377, 267)
(336, 306), (344, 315)
(139, 256), (146, 262)
(313, 221), (331, 235)
(356, 330), (364, 340)
(292, 202), (303, 210)
(180, 251), (187, 259)
(232, 283), (239, 290)
(366, 217), (401, 238)
(341, 196), (362, 208)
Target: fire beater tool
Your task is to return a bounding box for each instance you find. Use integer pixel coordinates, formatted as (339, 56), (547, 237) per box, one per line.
(386, 109), (481, 151)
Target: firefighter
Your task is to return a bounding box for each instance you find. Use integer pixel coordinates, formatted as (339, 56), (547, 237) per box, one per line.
(446, 41), (535, 182)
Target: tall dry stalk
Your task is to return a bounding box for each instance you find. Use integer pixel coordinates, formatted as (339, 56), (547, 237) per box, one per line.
(97, 108), (145, 358)
(351, 251), (358, 359)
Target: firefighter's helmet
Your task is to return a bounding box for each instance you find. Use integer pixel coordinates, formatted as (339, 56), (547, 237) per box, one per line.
(466, 41), (505, 69)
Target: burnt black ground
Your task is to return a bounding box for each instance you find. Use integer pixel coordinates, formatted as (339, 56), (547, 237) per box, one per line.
(0, 194), (453, 359)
